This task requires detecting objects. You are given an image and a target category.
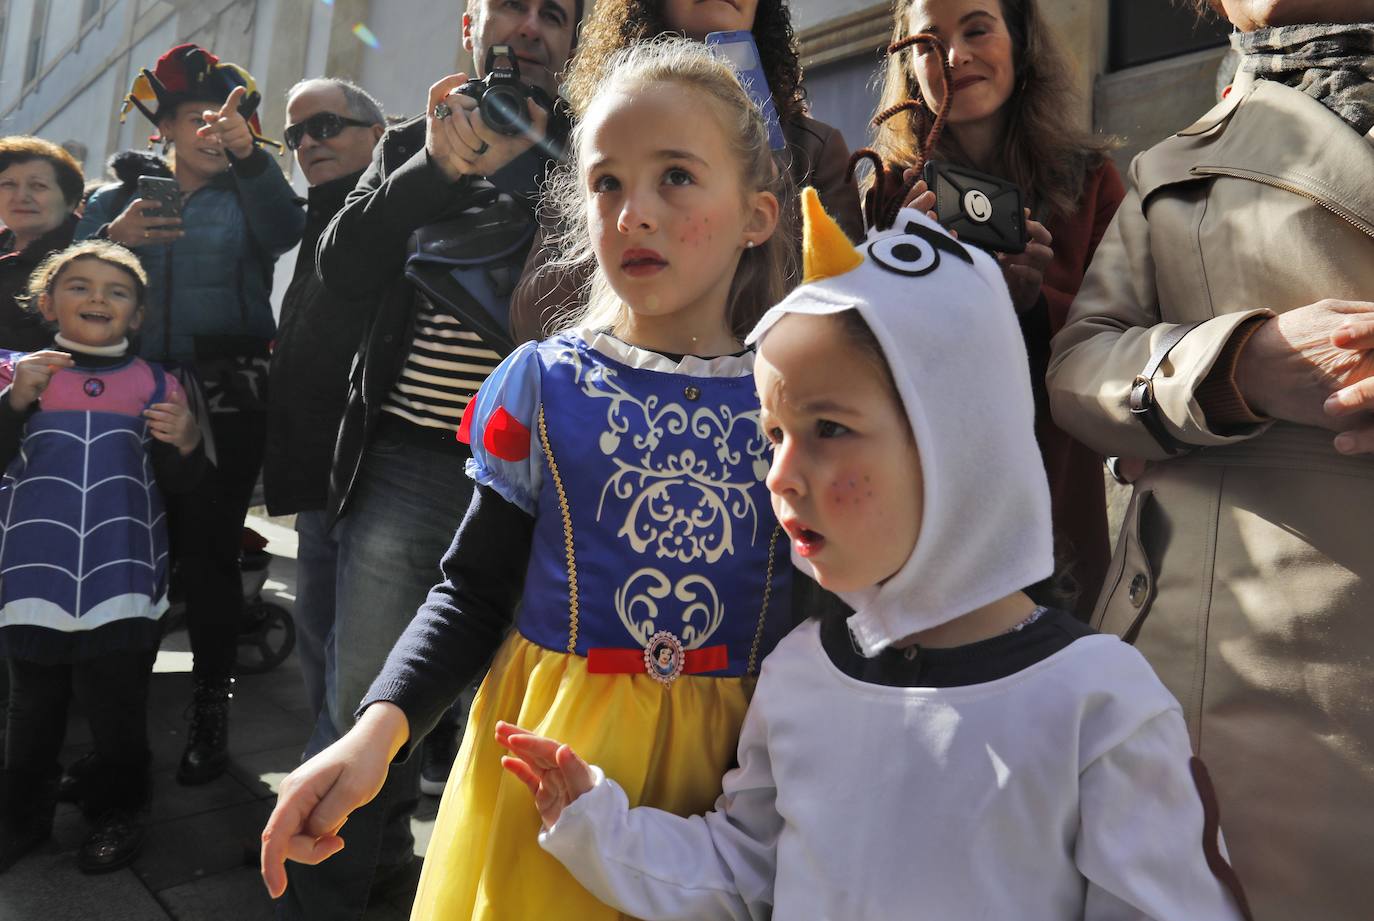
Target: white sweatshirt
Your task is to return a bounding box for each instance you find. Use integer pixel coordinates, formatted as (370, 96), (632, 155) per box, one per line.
(540, 621), (1248, 921)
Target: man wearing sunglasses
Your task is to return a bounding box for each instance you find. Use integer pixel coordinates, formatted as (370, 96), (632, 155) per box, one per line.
(263, 78), (385, 768)
(269, 0), (582, 918)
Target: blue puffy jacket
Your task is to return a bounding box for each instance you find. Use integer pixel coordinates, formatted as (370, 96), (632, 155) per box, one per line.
(77, 149), (305, 362)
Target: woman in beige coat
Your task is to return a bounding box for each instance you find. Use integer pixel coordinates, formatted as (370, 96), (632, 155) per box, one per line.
(1048, 2), (1374, 918)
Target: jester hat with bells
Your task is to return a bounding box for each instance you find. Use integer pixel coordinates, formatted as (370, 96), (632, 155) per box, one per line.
(746, 176), (1053, 656)
(121, 43), (279, 150)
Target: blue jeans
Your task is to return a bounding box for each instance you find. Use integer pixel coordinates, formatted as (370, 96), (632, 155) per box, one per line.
(279, 434), (473, 921)
(293, 510), (337, 733)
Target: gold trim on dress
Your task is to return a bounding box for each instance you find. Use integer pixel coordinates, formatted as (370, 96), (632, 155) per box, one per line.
(538, 404), (580, 652)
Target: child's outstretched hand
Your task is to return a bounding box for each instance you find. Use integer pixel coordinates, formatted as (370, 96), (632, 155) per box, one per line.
(8, 350), (74, 412)
(144, 387), (202, 456)
(496, 720), (596, 830)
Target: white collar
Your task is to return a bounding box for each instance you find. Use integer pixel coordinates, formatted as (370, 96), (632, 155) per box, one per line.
(577, 327), (755, 378)
(54, 333), (129, 357)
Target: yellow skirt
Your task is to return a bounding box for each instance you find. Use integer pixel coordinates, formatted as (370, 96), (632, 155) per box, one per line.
(410, 632), (754, 921)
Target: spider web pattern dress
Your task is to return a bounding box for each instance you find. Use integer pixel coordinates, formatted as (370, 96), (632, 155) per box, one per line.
(0, 354), (181, 663)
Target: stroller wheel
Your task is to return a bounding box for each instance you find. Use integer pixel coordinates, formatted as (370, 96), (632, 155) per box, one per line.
(236, 600), (296, 674)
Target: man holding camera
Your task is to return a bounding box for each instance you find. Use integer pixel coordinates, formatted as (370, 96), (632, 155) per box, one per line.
(275, 0), (580, 917)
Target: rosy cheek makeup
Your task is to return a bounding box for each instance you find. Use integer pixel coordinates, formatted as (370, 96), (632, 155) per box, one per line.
(826, 472), (875, 509)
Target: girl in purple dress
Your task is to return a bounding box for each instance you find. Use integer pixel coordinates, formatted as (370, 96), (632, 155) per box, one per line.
(0, 240), (204, 875)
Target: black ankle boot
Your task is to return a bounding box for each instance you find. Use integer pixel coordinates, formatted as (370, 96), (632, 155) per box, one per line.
(0, 768), (57, 873)
(177, 677), (233, 786)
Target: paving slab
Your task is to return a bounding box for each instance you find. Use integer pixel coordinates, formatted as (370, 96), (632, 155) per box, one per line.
(156, 865), (277, 921)
(226, 743), (306, 799)
(133, 795), (272, 893)
(145, 765), (258, 825)
(0, 843), (166, 920)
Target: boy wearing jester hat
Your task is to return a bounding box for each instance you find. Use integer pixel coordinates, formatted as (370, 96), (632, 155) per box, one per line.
(77, 44), (304, 787)
(496, 186), (1256, 920)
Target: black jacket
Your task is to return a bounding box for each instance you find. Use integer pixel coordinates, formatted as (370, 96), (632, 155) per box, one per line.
(262, 170), (368, 515)
(0, 213), (77, 352)
(315, 112), (568, 523)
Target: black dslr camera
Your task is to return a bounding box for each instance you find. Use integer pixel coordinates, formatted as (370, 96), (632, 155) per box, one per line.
(455, 44), (554, 137)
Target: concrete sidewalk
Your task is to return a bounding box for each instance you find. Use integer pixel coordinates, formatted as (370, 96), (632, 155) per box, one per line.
(0, 514), (437, 921)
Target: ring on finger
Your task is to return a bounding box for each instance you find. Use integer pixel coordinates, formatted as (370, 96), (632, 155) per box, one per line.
(432, 101), (453, 120)
(473, 139), (490, 156)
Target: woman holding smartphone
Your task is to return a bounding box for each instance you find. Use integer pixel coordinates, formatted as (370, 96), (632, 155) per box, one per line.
(508, 0), (864, 342)
(876, 0), (1124, 618)
(77, 43), (304, 788)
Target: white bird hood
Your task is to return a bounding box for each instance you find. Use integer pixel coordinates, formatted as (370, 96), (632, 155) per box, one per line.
(747, 188), (1053, 655)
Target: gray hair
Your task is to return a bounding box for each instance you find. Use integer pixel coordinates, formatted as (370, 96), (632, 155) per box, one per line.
(285, 77), (386, 126)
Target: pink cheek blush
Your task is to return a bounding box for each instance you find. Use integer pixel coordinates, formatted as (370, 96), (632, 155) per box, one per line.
(678, 219), (711, 247)
(827, 476), (873, 510)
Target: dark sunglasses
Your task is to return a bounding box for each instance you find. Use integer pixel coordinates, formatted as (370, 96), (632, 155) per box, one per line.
(284, 112), (374, 150)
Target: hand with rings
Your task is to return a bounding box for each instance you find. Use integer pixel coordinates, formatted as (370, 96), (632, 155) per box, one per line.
(424, 73), (547, 182)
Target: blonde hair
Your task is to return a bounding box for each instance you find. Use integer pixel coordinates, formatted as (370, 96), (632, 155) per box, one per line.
(23, 240), (148, 314)
(544, 36), (795, 341)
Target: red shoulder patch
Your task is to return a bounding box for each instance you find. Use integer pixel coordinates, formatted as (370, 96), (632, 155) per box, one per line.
(483, 405), (531, 462)
(457, 399), (476, 445)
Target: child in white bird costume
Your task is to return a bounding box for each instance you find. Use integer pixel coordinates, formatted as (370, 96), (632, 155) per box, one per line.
(496, 170), (1255, 921)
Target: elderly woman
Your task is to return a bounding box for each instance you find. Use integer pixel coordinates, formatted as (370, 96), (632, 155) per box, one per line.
(1048, 1), (1374, 917)
(0, 138), (84, 351)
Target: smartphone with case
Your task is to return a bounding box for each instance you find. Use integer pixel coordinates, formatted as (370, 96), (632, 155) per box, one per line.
(705, 30), (786, 151)
(136, 176), (182, 220)
(922, 160), (1026, 254)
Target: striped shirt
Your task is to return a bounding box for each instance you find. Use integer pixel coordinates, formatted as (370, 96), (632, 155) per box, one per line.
(382, 294), (504, 430)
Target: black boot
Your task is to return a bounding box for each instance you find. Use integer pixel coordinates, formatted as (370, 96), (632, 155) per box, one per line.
(0, 767), (57, 873)
(177, 677), (233, 786)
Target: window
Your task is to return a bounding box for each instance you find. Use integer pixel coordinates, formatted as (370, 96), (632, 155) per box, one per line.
(23, 0), (49, 86)
(1108, 0), (1230, 72)
(81, 0), (100, 24)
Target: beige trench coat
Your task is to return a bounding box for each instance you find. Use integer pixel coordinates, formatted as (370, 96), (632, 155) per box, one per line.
(1048, 72), (1374, 921)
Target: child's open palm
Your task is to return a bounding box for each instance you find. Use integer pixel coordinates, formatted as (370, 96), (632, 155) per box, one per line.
(143, 387), (202, 455)
(496, 721), (595, 829)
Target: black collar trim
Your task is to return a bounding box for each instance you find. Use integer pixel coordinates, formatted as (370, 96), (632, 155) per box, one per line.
(819, 607), (1095, 688)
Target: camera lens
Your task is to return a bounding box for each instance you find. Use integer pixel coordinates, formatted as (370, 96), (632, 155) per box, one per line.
(481, 85), (529, 136)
